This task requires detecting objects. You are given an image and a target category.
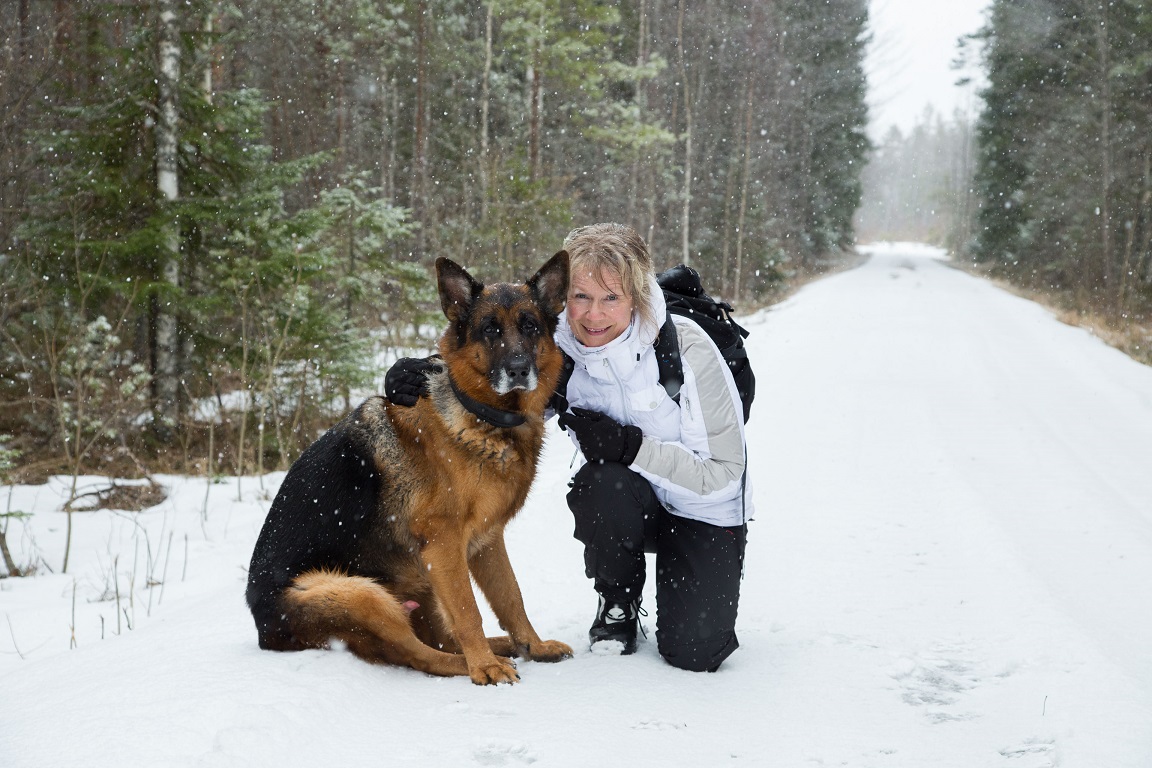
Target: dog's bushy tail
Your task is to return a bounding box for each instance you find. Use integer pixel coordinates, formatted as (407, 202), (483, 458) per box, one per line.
(279, 570), (469, 677)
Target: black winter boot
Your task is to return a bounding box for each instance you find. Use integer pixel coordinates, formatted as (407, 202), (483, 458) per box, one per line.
(589, 595), (643, 654)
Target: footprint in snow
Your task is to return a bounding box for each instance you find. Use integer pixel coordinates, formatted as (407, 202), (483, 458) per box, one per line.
(999, 738), (1056, 766)
(632, 719), (686, 731)
(890, 641), (983, 721)
(473, 739), (537, 766)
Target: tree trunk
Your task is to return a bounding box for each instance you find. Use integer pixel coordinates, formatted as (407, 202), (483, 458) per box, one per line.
(0, 526), (19, 577)
(18, 0), (30, 61)
(380, 70), (397, 204)
(528, 44), (542, 182)
(200, 11), (213, 101)
(734, 74), (754, 304)
(1, 471), (22, 576)
(154, 0), (181, 432)
(52, 1), (73, 69)
(648, 0), (663, 247)
(1096, 4), (1114, 307)
(719, 148), (736, 298)
(412, 0), (428, 258)
(337, 60), (347, 171)
(480, 1), (493, 221)
(627, 0), (648, 225)
(1142, 153), (1152, 286)
(676, 0), (692, 267)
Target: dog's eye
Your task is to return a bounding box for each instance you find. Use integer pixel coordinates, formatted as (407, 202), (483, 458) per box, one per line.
(520, 316), (540, 336)
(482, 321), (501, 338)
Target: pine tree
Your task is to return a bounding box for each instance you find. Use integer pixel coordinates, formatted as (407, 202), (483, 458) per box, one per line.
(12, 2), (427, 469)
(973, 0), (1152, 317)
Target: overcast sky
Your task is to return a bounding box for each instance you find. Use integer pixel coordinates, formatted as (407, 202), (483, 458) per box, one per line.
(866, 0), (991, 138)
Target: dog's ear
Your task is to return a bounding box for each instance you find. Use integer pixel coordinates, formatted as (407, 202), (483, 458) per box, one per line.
(527, 250), (569, 318)
(436, 257), (483, 323)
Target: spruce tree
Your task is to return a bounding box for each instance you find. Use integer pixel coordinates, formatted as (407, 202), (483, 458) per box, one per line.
(13, 2), (425, 468)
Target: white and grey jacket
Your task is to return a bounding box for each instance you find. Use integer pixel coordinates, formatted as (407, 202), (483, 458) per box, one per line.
(555, 277), (753, 527)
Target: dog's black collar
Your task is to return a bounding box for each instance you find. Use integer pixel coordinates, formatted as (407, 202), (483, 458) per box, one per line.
(447, 373), (526, 428)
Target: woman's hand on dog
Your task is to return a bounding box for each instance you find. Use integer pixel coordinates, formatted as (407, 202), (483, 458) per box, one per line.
(385, 356), (442, 406)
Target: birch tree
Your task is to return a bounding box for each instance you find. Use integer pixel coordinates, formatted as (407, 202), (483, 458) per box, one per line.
(154, 0), (182, 431)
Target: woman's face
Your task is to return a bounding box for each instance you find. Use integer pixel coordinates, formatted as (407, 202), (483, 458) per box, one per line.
(566, 266), (635, 347)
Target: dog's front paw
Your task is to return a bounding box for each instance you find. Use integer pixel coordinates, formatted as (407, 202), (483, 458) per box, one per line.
(526, 639), (573, 662)
(469, 656), (520, 685)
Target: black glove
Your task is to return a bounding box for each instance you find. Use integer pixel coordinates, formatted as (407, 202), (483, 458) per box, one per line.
(384, 356), (442, 407)
(556, 407), (643, 465)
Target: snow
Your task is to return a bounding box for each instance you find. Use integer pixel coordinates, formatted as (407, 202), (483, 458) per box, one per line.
(3, 242), (1152, 767)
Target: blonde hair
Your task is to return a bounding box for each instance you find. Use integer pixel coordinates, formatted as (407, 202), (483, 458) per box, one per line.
(562, 223), (657, 332)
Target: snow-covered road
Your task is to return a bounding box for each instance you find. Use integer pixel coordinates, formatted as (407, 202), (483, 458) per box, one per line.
(2, 243), (1151, 767)
(748, 243), (1152, 765)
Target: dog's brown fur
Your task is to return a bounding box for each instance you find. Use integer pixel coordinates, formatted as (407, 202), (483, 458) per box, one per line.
(246, 252), (572, 684)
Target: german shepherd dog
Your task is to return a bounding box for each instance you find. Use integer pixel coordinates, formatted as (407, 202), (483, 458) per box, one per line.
(246, 252), (572, 684)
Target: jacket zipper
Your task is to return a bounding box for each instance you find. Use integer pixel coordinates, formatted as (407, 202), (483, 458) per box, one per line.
(604, 357), (633, 423)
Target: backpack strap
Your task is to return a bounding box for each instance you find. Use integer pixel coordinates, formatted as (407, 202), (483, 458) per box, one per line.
(654, 311), (683, 403)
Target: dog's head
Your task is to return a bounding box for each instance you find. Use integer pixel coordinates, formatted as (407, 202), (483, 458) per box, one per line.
(435, 251), (569, 407)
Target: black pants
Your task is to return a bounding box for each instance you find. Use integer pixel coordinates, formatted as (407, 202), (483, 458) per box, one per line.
(567, 461), (746, 672)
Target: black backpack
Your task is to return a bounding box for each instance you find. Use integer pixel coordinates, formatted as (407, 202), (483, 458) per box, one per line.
(654, 264), (755, 423)
(554, 264), (756, 423)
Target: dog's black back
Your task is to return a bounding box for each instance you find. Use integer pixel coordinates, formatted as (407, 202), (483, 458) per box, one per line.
(246, 411), (396, 649)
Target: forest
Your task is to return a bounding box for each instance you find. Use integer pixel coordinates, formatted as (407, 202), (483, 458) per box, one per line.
(0, 0), (871, 486)
(974, 1), (1152, 324)
(4, 0), (1152, 493)
(860, 0), (1152, 363)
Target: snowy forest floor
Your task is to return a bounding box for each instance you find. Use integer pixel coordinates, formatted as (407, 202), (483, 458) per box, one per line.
(2, 242), (1151, 767)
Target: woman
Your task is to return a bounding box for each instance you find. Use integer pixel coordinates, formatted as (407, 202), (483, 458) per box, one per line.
(387, 223), (752, 672)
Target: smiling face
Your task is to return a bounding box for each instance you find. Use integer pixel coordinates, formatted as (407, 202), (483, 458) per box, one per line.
(566, 266), (635, 347)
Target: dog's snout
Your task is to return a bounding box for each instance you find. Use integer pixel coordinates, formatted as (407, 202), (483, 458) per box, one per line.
(491, 352), (538, 394)
(506, 353), (532, 382)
